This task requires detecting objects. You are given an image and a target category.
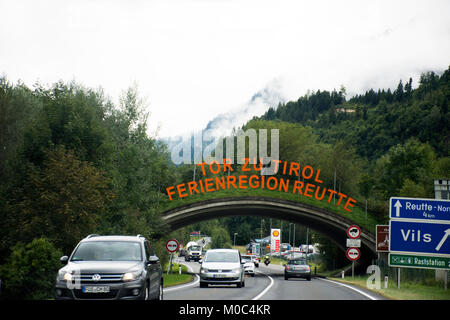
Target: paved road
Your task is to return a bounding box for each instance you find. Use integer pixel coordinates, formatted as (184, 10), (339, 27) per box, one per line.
(164, 258), (272, 300)
(164, 259), (386, 300)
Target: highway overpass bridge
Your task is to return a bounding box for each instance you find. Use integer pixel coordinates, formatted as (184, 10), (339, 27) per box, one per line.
(161, 196), (377, 265)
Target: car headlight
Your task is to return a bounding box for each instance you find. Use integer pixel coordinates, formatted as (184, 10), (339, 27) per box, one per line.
(232, 267), (241, 274)
(200, 268), (208, 274)
(63, 272), (73, 281)
(57, 270), (73, 282)
(122, 270), (142, 282)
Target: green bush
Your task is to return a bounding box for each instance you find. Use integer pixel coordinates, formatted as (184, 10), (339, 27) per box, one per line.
(0, 238), (62, 300)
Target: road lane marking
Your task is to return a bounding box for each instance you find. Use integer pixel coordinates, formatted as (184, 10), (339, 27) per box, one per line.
(252, 271), (274, 300)
(317, 278), (378, 300)
(163, 261), (200, 293)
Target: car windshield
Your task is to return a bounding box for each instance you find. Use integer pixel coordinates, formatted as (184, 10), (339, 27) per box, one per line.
(205, 251), (239, 263)
(71, 241), (142, 261)
(241, 256), (252, 262)
(190, 246), (201, 251)
(288, 259), (307, 265)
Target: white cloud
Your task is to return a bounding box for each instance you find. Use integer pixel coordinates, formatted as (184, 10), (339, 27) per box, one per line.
(0, 0), (449, 138)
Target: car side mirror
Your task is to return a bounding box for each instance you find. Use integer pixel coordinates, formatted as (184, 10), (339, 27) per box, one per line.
(60, 256), (69, 265)
(148, 255), (159, 264)
(198, 259), (202, 263)
(241, 260), (245, 264)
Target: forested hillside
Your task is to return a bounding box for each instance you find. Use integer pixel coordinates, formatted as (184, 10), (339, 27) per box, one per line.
(253, 68), (449, 203)
(261, 68), (449, 160)
(0, 79), (176, 298)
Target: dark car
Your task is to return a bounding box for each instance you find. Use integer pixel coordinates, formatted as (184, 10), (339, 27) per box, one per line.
(55, 234), (163, 300)
(284, 258), (311, 281)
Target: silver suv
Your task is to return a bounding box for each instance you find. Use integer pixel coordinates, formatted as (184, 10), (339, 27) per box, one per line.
(55, 235), (163, 300)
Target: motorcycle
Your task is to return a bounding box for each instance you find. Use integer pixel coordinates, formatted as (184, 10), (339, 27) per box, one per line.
(264, 257), (270, 266)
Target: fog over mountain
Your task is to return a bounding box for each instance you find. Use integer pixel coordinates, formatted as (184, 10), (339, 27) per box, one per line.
(163, 79), (285, 155)
(204, 80), (285, 138)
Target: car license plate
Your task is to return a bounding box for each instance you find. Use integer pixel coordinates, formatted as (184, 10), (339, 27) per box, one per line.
(82, 286), (110, 293)
(213, 274), (227, 278)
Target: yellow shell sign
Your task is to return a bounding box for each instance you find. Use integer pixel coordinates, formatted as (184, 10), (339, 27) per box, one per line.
(272, 230), (280, 237)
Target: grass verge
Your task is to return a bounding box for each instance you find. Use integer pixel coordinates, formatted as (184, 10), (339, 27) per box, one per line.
(330, 275), (450, 300)
(162, 262), (194, 288)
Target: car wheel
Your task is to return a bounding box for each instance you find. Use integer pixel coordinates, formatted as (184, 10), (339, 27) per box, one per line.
(307, 276), (311, 281)
(158, 281), (164, 300)
(251, 273), (255, 277)
(284, 275), (289, 280)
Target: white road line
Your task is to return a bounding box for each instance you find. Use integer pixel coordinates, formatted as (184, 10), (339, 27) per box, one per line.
(317, 278), (378, 300)
(163, 261), (200, 293)
(252, 271), (274, 300)
(164, 261), (275, 299)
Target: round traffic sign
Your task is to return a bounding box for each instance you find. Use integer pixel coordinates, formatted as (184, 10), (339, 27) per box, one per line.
(346, 247), (361, 261)
(165, 239), (179, 253)
(346, 225), (361, 239)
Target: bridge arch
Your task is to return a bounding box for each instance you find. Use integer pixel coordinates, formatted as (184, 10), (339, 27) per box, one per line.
(162, 196), (377, 264)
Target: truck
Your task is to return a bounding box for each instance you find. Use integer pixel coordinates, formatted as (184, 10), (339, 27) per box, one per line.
(184, 241), (203, 262)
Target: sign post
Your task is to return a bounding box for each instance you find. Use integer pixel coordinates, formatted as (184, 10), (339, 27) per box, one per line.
(346, 248), (360, 279)
(165, 239), (179, 274)
(346, 226), (361, 279)
(346, 247), (361, 261)
(376, 225), (389, 252)
(389, 197), (450, 221)
(388, 197), (450, 258)
(347, 225), (361, 239)
(270, 229), (281, 254)
(388, 197), (450, 289)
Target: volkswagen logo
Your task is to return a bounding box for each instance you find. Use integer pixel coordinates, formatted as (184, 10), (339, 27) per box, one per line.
(92, 274), (101, 282)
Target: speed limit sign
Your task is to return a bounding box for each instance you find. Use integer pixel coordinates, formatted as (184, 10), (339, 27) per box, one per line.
(346, 247), (361, 261)
(165, 239), (179, 253)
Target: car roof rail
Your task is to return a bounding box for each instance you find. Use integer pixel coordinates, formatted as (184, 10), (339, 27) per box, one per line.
(86, 234), (101, 239)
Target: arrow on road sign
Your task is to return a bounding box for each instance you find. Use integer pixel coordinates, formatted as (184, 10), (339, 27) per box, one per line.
(435, 228), (450, 252)
(394, 200), (402, 217)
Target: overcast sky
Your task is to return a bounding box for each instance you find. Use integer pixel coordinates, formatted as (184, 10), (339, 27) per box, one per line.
(1, 0), (449, 138)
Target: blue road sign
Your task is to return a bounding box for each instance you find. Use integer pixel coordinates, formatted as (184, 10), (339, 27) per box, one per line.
(389, 220), (450, 256)
(389, 197), (450, 221)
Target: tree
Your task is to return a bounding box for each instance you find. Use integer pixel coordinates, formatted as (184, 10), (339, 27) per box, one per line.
(374, 139), (435, 198)
(394, 80), (404, 102)
(0, 77), (42, 185)
(210, 226), (232, 249)
(0, 238), (62, 299)
(404, 77), (413, 100)
(399, 179), (427, 198)
(11, 146), (114, 253)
